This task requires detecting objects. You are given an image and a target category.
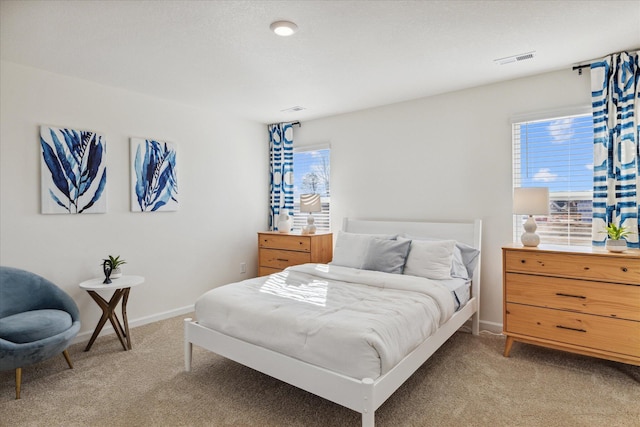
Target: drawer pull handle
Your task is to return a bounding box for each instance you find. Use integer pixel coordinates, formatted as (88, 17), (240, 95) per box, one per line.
(276, 258), (289, 262)
(555, 293), (586, 299)
(520, 259), (526, 264)
(556, 325), (587, 333)
(622, 267), (628, 272)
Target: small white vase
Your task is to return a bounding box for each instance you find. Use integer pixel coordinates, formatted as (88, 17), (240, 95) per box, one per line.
(277, 212), (292, 233)
(605, 239), (627, 253)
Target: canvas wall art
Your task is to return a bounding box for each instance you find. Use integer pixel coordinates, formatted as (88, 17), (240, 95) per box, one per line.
(130, 138), (178, 212)
(40, 126), (107, 214)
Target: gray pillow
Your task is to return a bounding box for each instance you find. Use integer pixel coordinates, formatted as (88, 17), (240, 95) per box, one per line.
(361, 238), (411, 274)
(453, 241), (481, 279)
(331, 231), (397, 269)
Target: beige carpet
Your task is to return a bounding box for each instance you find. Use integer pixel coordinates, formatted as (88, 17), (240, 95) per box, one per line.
(1, 314), (639, 427)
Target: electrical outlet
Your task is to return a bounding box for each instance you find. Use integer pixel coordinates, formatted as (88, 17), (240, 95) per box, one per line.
(240, 262), (246, 274)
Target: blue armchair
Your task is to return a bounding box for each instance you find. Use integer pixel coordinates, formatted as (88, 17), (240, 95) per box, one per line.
(0, 266), (81, 399)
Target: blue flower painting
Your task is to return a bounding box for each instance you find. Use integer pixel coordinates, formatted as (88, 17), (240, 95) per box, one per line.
(40, 126), (107, 214)
(131, 138), (178, 212)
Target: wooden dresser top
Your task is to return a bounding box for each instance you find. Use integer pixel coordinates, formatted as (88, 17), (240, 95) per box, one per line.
(502, 243), (640, 258)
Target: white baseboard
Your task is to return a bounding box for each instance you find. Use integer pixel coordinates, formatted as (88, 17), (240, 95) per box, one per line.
(479, 319), (503, 334)
(72, 304), (194, 345)
(459, 319), (504, 335)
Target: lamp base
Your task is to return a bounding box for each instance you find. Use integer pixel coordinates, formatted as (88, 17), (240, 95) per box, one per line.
(521, 215), (540, 247)
(302, 214), (317, 235)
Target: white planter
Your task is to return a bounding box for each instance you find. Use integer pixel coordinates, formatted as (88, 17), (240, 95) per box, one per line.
(605, 239), (627, 253)
(111, 268), (123, 278)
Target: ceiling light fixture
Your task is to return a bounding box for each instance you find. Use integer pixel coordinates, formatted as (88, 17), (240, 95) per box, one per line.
(270, 20), (298, 36)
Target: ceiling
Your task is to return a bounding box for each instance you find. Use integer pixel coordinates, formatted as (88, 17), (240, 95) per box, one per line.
(1, 1), (639, 124)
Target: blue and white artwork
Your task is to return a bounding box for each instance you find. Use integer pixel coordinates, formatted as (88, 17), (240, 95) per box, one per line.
(131, 138), (178, 212)
(40, 126), (107, 214)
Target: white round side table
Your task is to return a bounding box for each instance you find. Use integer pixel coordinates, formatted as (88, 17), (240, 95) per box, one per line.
(79, 275), (144, 351)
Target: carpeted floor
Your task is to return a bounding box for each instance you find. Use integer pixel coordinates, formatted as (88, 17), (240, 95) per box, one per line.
(1, 314), (639, 427)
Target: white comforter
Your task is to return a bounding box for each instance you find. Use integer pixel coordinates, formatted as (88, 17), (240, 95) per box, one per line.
(195, 263), (456, 380)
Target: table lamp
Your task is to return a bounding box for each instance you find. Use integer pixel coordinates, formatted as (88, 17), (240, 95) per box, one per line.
(513, 187), (549, 247)
(300, 193), (321, 234)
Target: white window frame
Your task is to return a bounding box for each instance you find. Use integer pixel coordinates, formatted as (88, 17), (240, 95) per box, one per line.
(512, 106), (594, 246)
(292, 144), (331, 232)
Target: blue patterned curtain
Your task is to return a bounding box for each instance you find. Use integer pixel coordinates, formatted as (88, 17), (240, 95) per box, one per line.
(591, 51), (640, 248)
(268, 123), (294, 231)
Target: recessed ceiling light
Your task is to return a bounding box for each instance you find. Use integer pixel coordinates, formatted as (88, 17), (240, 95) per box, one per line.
(270, 21), (298, 37)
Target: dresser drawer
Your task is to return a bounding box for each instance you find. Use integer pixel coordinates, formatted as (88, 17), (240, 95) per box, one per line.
(259, 234), (311, 252)
(504, 250), (640, 284)
(505, 273), (640, 321)
(505, 303), (640, 358)
(259, 248), (311, 270)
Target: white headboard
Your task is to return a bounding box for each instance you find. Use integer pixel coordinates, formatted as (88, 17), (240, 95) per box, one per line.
(342, 218), (482, 249)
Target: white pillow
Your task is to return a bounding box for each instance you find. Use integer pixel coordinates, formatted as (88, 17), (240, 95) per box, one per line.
(401, 234), (480, 280)
(331, 231), (397, 269)
(403, 239), (456, 280)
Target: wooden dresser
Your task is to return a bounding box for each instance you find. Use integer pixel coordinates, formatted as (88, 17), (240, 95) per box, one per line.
(258, 232), (333, 276)
(502, 244), (640, 366)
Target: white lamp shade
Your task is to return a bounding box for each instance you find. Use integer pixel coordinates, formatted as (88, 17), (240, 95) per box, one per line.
(300, 194), (321, 213)
(513, 187), (549, 215)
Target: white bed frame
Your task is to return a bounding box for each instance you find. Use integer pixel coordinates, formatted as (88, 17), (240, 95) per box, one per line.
(184, 218), (482, 427)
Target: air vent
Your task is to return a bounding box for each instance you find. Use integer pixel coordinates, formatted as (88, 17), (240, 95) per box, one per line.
(281, 106), (306, 112)
(494, 51), (536, 65)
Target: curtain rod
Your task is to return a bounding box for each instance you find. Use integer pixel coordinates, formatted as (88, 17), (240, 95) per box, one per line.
(572, 48), (640, 74)
(267, 121), (301, 127)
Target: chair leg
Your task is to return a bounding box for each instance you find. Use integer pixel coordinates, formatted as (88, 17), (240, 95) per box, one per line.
(15, 368), (21, 399)
(13, 352), (73, 400)
(62, 349), (73, 369)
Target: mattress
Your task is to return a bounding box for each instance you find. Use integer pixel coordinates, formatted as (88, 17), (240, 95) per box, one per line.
(195, 263), (456, 380)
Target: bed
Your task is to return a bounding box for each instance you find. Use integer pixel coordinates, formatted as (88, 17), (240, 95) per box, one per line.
(184, 218), (482, 426)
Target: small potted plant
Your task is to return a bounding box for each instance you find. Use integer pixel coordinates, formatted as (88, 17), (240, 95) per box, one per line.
(604, 223), (630, 252)
(103, 255), (126, 278)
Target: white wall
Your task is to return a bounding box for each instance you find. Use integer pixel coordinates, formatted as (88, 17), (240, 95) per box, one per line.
(0, 61), (268, 340)
(0, 59), (593, 336)
(295, 68), (592, 330)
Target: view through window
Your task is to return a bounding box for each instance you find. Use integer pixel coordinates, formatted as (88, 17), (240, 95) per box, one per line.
(292, 147), (330, 232)
(513, 113), (594, 246)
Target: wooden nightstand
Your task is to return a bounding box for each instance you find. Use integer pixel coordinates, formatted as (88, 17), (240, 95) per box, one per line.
(258, 232), (333, 276)
(502, 244), (640, 366)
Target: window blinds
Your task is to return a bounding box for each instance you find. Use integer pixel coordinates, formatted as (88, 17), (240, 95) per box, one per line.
(292, 147), (331, 232)
(512, 113), (594, 246)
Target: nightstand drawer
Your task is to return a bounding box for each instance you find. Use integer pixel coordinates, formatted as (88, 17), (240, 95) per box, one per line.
(505, 273), (640, 321)
(505, 303), (640, 358)
(259, 248), (311, 270)
(259, 234), (311, 252)
(504, 251), (640, 284)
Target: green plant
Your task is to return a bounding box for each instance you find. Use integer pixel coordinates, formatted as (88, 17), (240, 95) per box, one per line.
(604, 223), (630, 240)
(102, 255), (126, 270)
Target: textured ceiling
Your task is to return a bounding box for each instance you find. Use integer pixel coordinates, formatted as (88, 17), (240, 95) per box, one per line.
(1, 1), (639, 124)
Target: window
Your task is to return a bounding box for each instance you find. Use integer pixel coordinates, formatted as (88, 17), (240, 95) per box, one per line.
(512, 112), (594, 246)
(292, 146), (330, 232)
